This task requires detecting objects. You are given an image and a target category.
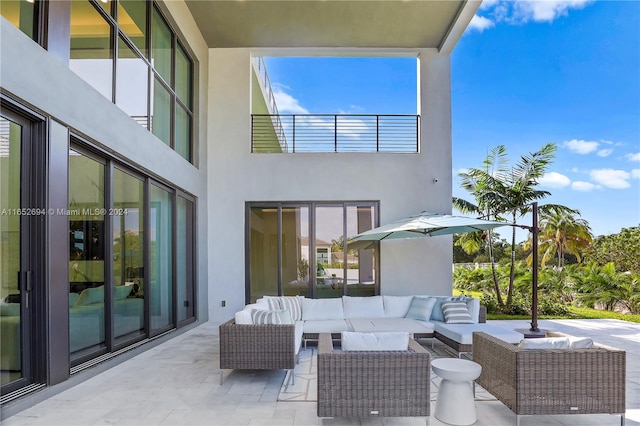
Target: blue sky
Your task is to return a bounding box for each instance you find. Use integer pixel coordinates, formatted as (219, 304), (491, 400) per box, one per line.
(264, 0), (639, 238)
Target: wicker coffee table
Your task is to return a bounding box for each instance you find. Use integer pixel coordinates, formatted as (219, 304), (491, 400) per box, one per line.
(432, 358), (482, 425)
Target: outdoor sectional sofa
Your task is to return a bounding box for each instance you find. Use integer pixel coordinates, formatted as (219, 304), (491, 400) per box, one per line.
(219, 294), (524, 382)
(473, 331), (626, 426)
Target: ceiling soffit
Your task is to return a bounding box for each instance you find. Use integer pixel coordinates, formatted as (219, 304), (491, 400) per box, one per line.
(184, 1), (468, 49)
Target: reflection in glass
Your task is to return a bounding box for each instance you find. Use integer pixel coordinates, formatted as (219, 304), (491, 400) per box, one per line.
(152, 7), (172, 84)
(150, 185), (173, 331)
(175, 103), (190, 161)
(95, 0), (113, 16)
(117, 37), (149, 128)
(118, 0), (147, 56)
(70, 0), (113, 101)
(176, 196), (194, 323)
(0, 118), (23, 384)
(346, 206), (376, 296)
(281, 207), (310, 297)
(152, 78), (171, 146)
(113, 169), (145, 344)
(315, 206), (345, 298)
(68, 149), (106, 358)
(249, 207), (279, 302)
(175, 43), (192, 107)
(0, 0), (35, 39)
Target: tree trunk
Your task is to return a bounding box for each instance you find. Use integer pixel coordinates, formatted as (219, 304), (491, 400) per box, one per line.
(487, 229), (504, 306)
(506, 214), (517, 306)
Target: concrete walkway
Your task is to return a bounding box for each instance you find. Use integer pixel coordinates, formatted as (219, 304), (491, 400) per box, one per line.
(1, 319), (637, 425)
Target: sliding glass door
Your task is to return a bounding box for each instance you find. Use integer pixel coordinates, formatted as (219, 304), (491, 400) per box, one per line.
(0, 111), (42, 395)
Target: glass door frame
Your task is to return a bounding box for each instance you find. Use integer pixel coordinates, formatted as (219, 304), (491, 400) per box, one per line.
(0, 100), (47, 398)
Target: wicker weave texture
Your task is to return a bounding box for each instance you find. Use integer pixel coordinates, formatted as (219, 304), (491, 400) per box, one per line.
(317, 333), (430, 418)
(219, 319), (296, 370)
(473, 332), (626, 416)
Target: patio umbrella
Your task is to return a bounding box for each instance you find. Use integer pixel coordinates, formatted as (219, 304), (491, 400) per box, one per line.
(347, 212), (508, 250)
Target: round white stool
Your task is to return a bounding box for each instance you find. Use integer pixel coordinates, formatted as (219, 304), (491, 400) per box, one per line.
(432, 358), (482, 425)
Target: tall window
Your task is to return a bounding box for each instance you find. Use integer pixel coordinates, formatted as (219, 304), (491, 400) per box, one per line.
(247, 202), (378, 302)
(0, 0), (38, 41)
(69, 0), (194, 162)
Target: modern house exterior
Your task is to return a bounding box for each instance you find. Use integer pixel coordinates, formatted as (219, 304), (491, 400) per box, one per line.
(0, 0), (480, 413)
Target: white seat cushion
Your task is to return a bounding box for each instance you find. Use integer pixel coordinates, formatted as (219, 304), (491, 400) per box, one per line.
(341, 331), (409, 351)
(294, 321), (304, 355)
(303, 319), (350, 334)
(435, 322), (524, 345)
(348, 317), (434, 334)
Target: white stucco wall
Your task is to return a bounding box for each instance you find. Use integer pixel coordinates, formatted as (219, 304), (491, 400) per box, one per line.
(208, 48), (454, 322)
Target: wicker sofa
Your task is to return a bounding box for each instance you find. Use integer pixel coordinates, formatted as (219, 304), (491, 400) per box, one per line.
(317, 333), (431, 418)
(473, 331), (626, 426)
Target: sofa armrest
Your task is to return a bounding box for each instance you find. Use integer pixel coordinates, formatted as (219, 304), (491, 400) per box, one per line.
(219, 318), (296, 370)
(473, 332), (518, 411)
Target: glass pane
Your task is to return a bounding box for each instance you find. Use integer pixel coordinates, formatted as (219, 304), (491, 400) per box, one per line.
(151, 78), (171, 146)
(150, 184), (173, 331)
(68, 149), (106, 357)
(249, 207), (279, 302)
(176, 196), (194, 323)
(281, 207), (310, 297)
(118, 0), (147, 56)
(0, 0), (35, 39)
(152, 7), (172, 84)
(117, 37), (149, 128)
(175, 43), (192, 106)
(112, 169), (145, 343)
(0, 117), (23, 384)
(315, 206), (345, 298)
(175, 103), (190, 161)
(346, 206), (376, 296)
(70, 0), (113, 101)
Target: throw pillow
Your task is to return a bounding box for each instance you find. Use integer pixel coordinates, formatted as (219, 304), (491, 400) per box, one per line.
(279, 296), (303, 321)
(69, 293), (80, 307)
(74, 286), (104, 306)
(405, 296), (437, 321)
(568, 336), (594, 349)
(441, 301), (473, 324)
(251, 309), (293, 325)
(113, 285), (132, 300)
(264, 296), (282, 311)
(341, 331), (410, 351)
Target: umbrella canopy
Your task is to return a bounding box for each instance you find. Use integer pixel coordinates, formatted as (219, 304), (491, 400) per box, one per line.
(347, 212), (508, 250)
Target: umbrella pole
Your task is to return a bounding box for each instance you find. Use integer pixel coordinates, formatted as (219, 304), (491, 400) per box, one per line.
(530, 202), (539, 332)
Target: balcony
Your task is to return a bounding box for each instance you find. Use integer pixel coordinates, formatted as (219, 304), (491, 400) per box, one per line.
(251, 114), (420, 153)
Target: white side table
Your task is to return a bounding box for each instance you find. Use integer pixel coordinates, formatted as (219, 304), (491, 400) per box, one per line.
(432, 358), (482, 425)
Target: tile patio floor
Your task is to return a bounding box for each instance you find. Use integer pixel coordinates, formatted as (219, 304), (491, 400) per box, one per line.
(1, 319), (637, 426)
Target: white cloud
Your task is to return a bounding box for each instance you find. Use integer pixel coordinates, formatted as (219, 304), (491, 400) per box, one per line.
(627, 152), (640, 162)
(514, 0), (594, 23)
(589, 169), (632, 189)
(632, 169), (640, 179)
(563, 139), (599, 154)
(272, 86), (308, 114)
(467, 15), (495, 32)
(473, 0), (594, 30)
(538, 172), (571, 188)
(597, 148), (613, 157)
(572, 181), (599, 192)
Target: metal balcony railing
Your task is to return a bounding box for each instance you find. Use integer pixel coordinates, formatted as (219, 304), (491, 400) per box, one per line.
(251, 114), (420, 153)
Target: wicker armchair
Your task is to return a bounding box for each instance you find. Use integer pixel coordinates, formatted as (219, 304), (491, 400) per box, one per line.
(219, 318), (297, 384)
(317, 333), (431, 418)
(473, 332), (626, 426)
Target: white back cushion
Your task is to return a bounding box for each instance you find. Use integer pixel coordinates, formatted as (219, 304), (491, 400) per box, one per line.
(342, 296), (384, 319)
(382, 295), (414, 318)
(341, 331), (409, 351)
(235, 303), (259, 324)
(568, 336), (594, 348)
(519, 337), (570, 349)
(302, 297), (344, 320)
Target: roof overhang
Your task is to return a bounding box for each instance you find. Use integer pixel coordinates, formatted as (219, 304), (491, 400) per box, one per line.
(184, 0), (481, 51)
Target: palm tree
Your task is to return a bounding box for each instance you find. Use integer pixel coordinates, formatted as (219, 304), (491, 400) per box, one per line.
(455, 142), (578, 308)
(538, 208), (593, 267)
